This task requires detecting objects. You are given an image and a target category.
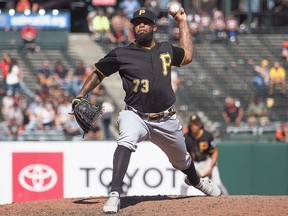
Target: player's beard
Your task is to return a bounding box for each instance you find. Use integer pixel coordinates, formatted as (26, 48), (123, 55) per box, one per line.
(134, 30), (154, 47)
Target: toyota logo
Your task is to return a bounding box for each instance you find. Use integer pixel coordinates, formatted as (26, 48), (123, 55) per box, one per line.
(18, 164), (58, 192)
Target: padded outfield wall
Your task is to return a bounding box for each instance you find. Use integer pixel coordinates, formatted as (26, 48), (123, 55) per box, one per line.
(218, 142), (288, 195)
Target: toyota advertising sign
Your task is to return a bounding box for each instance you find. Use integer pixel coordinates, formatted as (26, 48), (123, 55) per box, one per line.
(0, 141), (202, 204)
(12, 153), (63, 202)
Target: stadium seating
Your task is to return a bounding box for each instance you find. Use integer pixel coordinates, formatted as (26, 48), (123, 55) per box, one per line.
(1, 29), (287, 141)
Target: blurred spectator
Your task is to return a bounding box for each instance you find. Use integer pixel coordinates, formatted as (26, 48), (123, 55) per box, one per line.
(90, 84), (106, 105)
(252, 59), (270, 96)
(74, 60), (85, 76)
(85, 124), (102, 140)
(37, 60), (52, 82)
(1, 90), (14, 121)
(171, 67), (183, 92)
(169, 25), (180, 41)
(37, 102), (56, 130)
(144, 0), (159, 16)
(6, 57), (20, 94)
(91, 7), (111, 41)
(188, 13), (203, 44)
(16, 0), (30, 12)
(25, 95), (43, 130)
(54, 94), (72, 128)
(123, 14), (135, 43)
(87, 7), (98, 34)
(108, 11), (129, 45)
(47, 85), (63, 111)
(275, 122), (288, 143)
(64, 66), (88, 97)
(63, 70), (75, 95)
(36, 60), (53, 100)
(101, 97), (115, 140)
(53, 60), (68, 86)
(7, 57), (34, 98)
(0, 53), (11, 92)
(72, 61), (86, 95)
(222, 96), (244, 126)
(21, 24), (39, 53)
(82, 65), (94, 83)
(119, 0), (141, 19)
(246, 96), (270, 126)
(6, 101), (24, 140)
(226, 12), (239, 43)
(199, 9), (213, 37)
(158, 0), (170, 19)
(281, 41), (288, 62)
(63, 114), (82, 138)
(269, 61), (286, 95)
(211, 9), (227, 41)
(22, 106), (31, 129)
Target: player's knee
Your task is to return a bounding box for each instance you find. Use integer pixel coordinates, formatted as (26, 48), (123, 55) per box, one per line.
(117, 142), (137, 152)
(117, 134), (138, 151)
(170, 156), (191, 170)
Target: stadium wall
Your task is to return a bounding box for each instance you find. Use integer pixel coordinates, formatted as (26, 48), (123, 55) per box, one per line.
(218, 142), (288, 195)
(0, 141), (287, 204)
(0, 30), (68, 49)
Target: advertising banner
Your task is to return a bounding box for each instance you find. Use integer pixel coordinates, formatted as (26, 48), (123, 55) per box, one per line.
(12, 152), (63, 202)
(0, 141), (202, 204)
(0, 12), (70, 29)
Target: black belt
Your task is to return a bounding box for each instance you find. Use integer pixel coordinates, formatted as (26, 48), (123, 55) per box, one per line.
(126, 106), (176, 121)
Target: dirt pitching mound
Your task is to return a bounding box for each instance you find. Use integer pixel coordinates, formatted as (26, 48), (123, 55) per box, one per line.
(1, 195), (287, 216)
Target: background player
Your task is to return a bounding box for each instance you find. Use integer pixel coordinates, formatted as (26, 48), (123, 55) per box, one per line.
(72, 7), (221, 214)
(181, 114), (229, 195)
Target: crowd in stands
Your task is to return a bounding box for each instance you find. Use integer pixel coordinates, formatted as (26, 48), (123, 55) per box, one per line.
(85, 0), (240, 45)
(0, 52), (115, 141)
(1, 0), (288, 142)
(222, 92), (275, 129)
(251, 59), (287, 97)
(221, 42), (288, 139)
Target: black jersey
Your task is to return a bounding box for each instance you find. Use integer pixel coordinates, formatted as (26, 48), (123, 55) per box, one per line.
(94, 41), (185, 113)
(184, 129), (217, 162)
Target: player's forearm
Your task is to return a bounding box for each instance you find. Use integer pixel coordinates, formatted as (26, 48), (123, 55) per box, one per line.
(77, 72), (101, 97)
(178, 21), (193, 64)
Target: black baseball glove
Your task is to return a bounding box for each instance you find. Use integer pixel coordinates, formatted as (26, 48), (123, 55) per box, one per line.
(71, 97), (103, 137)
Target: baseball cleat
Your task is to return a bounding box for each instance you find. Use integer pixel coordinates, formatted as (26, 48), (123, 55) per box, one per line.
(103, 191), (120, 214)
(185, 177), (221, 196)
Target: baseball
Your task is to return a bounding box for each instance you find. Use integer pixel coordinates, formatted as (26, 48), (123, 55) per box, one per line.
(169, 3), (180, 16)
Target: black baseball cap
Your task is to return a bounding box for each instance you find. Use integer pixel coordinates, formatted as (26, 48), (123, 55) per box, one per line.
(130, 8), (155, 24)
(189, 114), (203, 126)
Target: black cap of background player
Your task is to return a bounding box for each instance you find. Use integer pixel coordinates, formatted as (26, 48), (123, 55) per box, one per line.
(189, 114), (203, 128)
(130, 8), (156, 24)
